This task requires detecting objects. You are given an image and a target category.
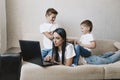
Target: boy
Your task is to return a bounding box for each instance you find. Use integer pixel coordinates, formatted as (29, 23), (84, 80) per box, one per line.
(73, 20), (96, 65)
(40, 8), (59, 61)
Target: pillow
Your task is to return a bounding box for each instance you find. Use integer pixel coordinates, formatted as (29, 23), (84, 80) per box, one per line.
(114, 41), (120, 50)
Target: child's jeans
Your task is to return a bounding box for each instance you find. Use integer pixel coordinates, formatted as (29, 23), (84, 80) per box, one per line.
(73, 44), (91, 65)
(41, 49), (52, 59)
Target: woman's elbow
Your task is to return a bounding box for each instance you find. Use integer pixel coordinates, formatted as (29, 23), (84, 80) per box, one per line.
(65, 59), (73, 66)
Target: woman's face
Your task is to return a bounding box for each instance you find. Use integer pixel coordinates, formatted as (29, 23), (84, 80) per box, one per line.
(53, 32), (64, 47)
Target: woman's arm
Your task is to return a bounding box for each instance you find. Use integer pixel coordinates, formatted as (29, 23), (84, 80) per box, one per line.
(65, 58), (73, 66)
(67, 37), (79, 44)
(66, 38), (75, 44)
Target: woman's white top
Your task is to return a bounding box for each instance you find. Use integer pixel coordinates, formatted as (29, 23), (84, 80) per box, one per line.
(58, 43), (76, 63)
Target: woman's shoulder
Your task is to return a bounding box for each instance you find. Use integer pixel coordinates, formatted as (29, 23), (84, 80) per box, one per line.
(66, 42), (73, 45)
(66, 43), (74, 48)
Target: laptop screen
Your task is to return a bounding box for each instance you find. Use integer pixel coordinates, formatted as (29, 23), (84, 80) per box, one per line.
(19, 40), (42, 61)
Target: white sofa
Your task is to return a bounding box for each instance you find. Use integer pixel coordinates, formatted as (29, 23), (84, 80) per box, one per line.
(19, 39), (120, 80)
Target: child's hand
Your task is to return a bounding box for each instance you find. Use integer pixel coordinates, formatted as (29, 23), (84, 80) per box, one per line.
(76, 40), (83, 46)
(74, 40), (81, 45)
(74, 40), (77, 44)
(74, 40), (78, 44)
(77, 41), (81, 45)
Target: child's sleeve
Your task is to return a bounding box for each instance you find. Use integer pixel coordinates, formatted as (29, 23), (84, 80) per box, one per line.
(40, 24), (48, 33)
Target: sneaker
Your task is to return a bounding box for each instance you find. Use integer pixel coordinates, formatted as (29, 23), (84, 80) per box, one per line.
(115, 50), (120, 54)
(71, 64), (77, 67)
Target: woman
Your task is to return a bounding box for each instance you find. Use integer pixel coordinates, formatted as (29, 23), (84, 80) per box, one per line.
(84, 50), (120, 65)
(76, 50), (120, 65)
(52, 28), (76, 66)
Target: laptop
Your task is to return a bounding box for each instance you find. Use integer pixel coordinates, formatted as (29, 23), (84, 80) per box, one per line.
(19, 40), (58, 67)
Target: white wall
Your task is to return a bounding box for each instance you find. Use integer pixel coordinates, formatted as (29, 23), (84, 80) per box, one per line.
(0, 0), (7, 53)
(6, 0), (120, 49)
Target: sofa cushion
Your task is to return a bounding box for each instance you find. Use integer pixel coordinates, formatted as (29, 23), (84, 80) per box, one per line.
(91, 40), (117, 55)
(104, 61), (120, 79)
(20, 62), (104, 80)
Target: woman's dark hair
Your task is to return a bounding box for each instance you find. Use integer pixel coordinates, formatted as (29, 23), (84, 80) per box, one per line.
(52, 28), (66, 64)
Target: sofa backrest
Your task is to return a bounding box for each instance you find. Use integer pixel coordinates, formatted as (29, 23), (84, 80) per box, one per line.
(91, 39), (117, 55)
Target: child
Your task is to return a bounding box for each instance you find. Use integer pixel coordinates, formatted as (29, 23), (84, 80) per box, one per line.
(40, 8), (59, 61)
(73, 20), (96, 65)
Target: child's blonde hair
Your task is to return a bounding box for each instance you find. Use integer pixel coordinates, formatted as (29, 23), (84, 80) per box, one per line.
(80, 20), (93, 32)
(45, 8), (58, 16)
